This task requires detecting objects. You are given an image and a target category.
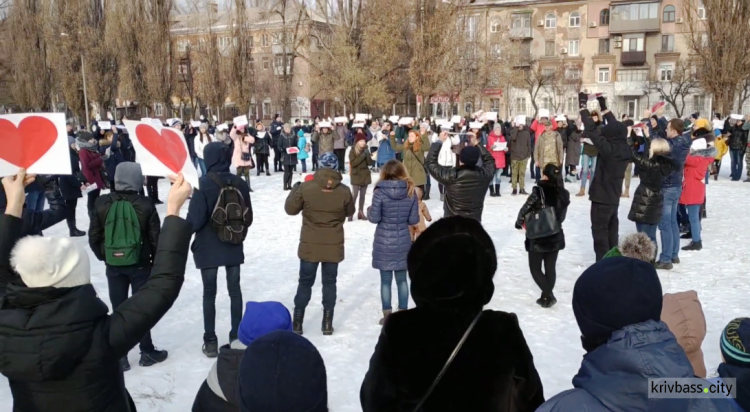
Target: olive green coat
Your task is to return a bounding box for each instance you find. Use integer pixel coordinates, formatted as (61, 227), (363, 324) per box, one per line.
(349, 147), (375, 186)
(390, 133), (431, 186)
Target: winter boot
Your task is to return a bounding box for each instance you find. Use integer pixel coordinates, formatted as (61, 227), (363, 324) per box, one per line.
(543, 294), (558, 308)
(681, 232), (692, 239)
(202, 338), (219, 358)
(512, 188), (517, 195)
(379, 310), (392, 325)
(672, 257), (681, 264)
(293, 308), (304, 335)
(576, 187), (586, 197)
(322, 309), (334, 336)
(488, 185), (496, 197)
(423, 185), (430, 200)
(494, 184), (501, 197)
(519, 189), (528, 195)
(70, 229), (86, 237)
(120, 357), (131, 372)
(139, 349), (168, 367)
(358, 210), (367, 220)
(654, 261), (673, 270)
(681, 241), (703, 251)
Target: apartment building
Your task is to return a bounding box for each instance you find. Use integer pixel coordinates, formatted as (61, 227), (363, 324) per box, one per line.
(460, 0), (710, 120)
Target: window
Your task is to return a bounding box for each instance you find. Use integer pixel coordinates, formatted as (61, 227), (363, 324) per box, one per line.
(660, 64), (674, 81)
(541, 97), (552, 110)
(516, 97), (527, 114)
(155, 103), (164, 117)
(249, 57), (255, 68)
(694, 95), (707, 113)
(262, 56), (270, 70)
(545, 13), (556, 28)
(275, 56), (284, 68)
(177, 40), (188, 52)
(491, 43), (502, 58)
(600, 9), (610, 25)
(545, 40), (556, 56)
(698, 0), (706, 19)
(598, 67), (610, 83)
(612, 3), (659, 21)
(219, 37), (231, 48)
(661, 34), (674, 52)
(459, 15), (479, 41)
(261, 34), (269, 47)
(490, 19), (501, 33)
(568, 40), (580, 56)
(542, 68), (555, 78)
(566, 97), (578, 113)
(565, 67), (581, 80)
(663, 5), (675, 22)
(598, 38), (610, 54)
(623, 34), (645, 52)
(272, 33), (281, 44)
(490, 98), (501, 112)
(512, 13), (531, 28)
(569, 11), (581, 27)
(701, 33), (708, 47)
(616, 69), (649, 81)
(263, 101), (272, 116)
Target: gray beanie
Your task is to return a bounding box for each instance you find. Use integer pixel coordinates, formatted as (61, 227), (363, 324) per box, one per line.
(115, 162), (144, 192)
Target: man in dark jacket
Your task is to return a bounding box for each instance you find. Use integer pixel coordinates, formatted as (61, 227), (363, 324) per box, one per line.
(425, 134), (495, 222)
(187, 142), (253, 357)
(725, 119), (748, 181)
(579, 94), (632, 261)
(285, 152), (354, 336)
(0, 169), (193, 412)
(655, 119), (692, 270)
(270, 114), (285, 173)
(509, 123), (533, 194)
(89, 162), (165, 371)
(58, 145), (86, 237)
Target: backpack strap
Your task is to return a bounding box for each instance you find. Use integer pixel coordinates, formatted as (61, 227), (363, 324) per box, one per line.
(207, 172), (228, 188)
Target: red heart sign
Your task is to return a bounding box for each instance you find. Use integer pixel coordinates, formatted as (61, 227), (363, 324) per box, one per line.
(0, 116), (58, 168)
(135, 124), (188, 173)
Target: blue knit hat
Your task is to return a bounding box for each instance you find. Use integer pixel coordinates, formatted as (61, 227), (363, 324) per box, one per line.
(238, 330), (328, 412)
(721, 317), (750, 367)
(319, 152), (339, 170)
(238, 301), (293, 346)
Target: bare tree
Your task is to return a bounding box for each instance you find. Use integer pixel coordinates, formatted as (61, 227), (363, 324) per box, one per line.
(643, 59), (700, 118)
(228, 0), (258, 118)
(8, 0), (53, 111)
(175, 44), (200, 119)
(737, 77), (750, 113)
(0, 0), (12, 107)
(194, 6), (229, 121)
(522, 59), (557, 118)
(684, 0), (750, 115)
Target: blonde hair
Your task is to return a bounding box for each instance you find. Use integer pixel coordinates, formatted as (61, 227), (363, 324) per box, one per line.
(379, 159), (415, 198)
(649, 137), (671, 159)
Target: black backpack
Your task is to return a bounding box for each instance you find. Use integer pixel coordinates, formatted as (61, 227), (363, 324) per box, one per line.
(207, 173), (251, 244)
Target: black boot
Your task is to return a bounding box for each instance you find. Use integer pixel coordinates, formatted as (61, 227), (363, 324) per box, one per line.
(322, 309), (334, 336)
(293, 308), (304, 335)
(139, 349), (168, 367)
(120, 357), (131, 372)
(542, 293), (557, 308)
(681, 241), (703, 251)
(202, 338), (219, 358)
(70, 229), (86, 237)
(494, 184), (501, 197)
(488, 185), (495, 197)
(423, 185), (430, 200)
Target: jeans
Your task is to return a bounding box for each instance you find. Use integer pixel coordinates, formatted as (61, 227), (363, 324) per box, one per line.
(580, 154), (597, 190)
(107, 267), (154, 353)
(528, 251), (558, 297)
(635, 222), (658, 244)
(196, 157), (207, 176)
(492, 168), (503, 186)
(201, 266), (243, 342)
(591, 202), (619, 261)
(25, 190), (46, 212)
(299, 159), (307, 173)
(687, 204), (703, 242)
(380, 270), (408, 311)
(658, 186), (682, 263)
(294, 260), (338, 311)
(730, 149), (744, 180)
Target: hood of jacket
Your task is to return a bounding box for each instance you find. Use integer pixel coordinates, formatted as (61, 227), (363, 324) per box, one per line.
(0, 284), (108, 382)
(205, 141), (231, 173)
(690, 145), (717, 159)
(718, 363), (750, 412)
(572, 320), (699, 411)
(374, 179), (409, 201)
(313, 167), (342, 190)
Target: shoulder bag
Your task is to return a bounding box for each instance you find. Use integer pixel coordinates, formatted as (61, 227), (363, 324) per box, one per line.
(525, 186), (561, 239)
(412, 311), (482, 412)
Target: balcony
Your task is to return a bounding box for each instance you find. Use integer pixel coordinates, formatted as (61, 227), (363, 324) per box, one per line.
(609, 17), (660, 34)
(621, 51), (647, 65)
(510, 27), (532, 39)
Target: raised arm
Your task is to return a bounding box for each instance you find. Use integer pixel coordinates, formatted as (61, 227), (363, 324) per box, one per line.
(425, 141), (454, 185)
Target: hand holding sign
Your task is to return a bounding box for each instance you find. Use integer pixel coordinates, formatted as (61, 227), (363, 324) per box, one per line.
(0, 113), (71, 177)
(166, 173), (192, 217)
(123, 120), (199, 188)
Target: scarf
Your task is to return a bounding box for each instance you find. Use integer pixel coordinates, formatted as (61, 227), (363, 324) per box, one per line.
(76, 138), (98, 153)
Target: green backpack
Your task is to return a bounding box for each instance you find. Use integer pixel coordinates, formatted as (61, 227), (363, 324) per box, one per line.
(104, 199), (142, 266)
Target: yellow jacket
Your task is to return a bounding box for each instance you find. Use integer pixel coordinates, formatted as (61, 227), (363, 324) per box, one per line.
(715, 136), (729, 160)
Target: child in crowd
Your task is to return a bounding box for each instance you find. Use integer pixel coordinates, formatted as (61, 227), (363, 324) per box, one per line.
(409, 187), (432, 242)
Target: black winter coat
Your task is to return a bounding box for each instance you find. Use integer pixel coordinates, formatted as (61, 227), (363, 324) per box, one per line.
(583, 110), (632, 205)
(270, 121), (284, 149)
(515, 181), (569, 253)
(278, 132), (298, 166)
(89, 191), (161, 270)
(0, 215), (191, 412)
(251, 128), (271, 155)
(186, 143), (253, 270)
(0, 178), (67, 241)
(360, 309), (545, 412)
(59, 148), (84, 200)
(627, 152), (675, 224)
(192, 345), (244, 412)
(726, 123), (748, 151)
(425, 142), (495, 222)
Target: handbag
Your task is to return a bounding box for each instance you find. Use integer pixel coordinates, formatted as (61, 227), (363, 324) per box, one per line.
(412, 311), (482, 412)
(525, 187), (561, 239)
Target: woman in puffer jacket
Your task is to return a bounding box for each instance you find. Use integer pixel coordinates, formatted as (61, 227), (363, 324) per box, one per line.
(627, 135), (674, 256)
(679, 130), (717, 251)
(368, 160), (419, 325)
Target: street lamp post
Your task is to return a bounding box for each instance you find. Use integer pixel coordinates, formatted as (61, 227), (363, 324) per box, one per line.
(80, 54), (90, 128)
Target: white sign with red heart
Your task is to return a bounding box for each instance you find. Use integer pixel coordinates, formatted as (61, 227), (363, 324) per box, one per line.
(0, 113), (71, 177)
(123, 120), (200, 189)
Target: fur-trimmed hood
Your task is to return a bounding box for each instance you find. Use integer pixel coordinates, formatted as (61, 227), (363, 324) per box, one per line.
(689, 145), (717, 158)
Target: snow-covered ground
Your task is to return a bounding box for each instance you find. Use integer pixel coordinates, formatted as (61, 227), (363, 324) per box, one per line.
(2, 159), (749, 412)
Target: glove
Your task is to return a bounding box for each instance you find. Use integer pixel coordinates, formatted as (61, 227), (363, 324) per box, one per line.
(578, 92), (588, 109)
(515, 222), (523, 230)
(597, 96), (608, 112)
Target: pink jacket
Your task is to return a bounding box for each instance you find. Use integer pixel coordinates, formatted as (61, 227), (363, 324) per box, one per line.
(486, 132), (507, 169)
(231, 128), (255, 168)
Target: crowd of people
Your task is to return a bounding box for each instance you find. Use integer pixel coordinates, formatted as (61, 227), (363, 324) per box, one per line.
(0, 93), (748, 412)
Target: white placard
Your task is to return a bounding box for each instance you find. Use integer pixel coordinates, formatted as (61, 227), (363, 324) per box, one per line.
(140, 118), (152, 123)
(318, 121), (332, 128)
(450, 115), (462, 124)
(486, 112), (498, 121)
(730, 114), (744, 120)
(334, 116), (348, 124)
(352, 122), (366, 129)
(123, 120), (199, 189)
(216, 123), (228, 131)
(388, 116), (400, 123)
(398, 117), (414, 126)
(469, 122), (483, 130)
(355, 113), (368, 121)
(538, 109), (550, 119)
(713, 119), (725, 130)
(191, 120), (201, 128)
(0, 113), (72, 177)
(98, 121), (112, 130)
(233, 115), (249, 127)
(491, 141), (508, 152)
(514, 115), (527, 125)
(150, 119), (163, 128)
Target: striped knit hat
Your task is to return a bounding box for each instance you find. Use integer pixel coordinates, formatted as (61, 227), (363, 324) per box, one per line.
(720, 317), (750, 366)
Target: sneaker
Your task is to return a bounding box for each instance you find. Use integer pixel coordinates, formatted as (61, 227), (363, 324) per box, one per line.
(139, 349), (168, 367)
(672, 257), (681, 264)
(202, 339), (219, 358)
(681, 241), (703, 251)
(654, 261), (673, 270)
(120, 357), (131, 372)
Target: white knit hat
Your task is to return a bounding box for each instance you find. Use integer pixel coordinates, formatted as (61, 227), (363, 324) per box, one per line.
(11, 237), (91, 288)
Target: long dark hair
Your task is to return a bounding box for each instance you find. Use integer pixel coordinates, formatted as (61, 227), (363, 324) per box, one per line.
(541, 163), (570, 207)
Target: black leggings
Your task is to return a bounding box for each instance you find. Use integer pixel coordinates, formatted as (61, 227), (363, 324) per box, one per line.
(283, 164), (294, 189)
(334, 149), (346, 173)
(256, 154), (269, 174)
(273, 148), (283, 171)
(65, 198), (79, 232)
(146, 176), (160, 201)
(528, 251), (558, 297)
(87, 189), (101, 216)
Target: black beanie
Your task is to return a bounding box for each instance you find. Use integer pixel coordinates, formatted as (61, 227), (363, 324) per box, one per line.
(573, 257), (663, 347)
(459, 146), (481, 167)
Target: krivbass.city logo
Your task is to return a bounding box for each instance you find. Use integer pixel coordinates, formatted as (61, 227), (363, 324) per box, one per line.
(648, 378), (737, 399)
